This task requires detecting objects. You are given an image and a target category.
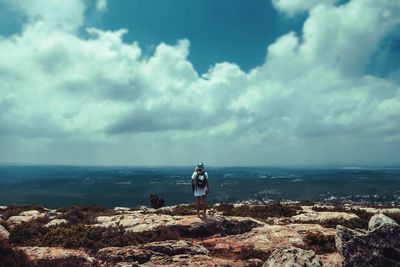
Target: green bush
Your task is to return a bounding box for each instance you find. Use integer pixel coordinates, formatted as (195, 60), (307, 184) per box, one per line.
(302, 232), (336, 254)
(149, 194), (165, 209)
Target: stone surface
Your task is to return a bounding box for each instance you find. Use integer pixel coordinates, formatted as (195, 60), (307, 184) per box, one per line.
(368, 213), (398, 231)
(0, 224), (10, 239)
(291, 211), (358, 224)
(17, 246), (95, 263)
(263, 246), (322, 267)
(200, 223), (336, 254)
(44, 219), (68, 227)
(7, 210), (45, 226)
(98, 240), (210, 265)
(336, 214), (400, 267)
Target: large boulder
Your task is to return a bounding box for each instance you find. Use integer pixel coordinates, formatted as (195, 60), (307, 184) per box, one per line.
(7, 210), (45, 226)
(368, 213), (398, 231)
(0, 224), (10, 239)
(263, 246), (322, 267)
(336, 214), (400, 267)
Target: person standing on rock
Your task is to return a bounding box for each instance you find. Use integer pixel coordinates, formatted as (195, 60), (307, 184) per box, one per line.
(192, 162), (209, 218)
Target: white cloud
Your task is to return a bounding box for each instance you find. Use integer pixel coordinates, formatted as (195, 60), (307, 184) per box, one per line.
(95, 0), (107, 12)
(272, 0), (339, 16)
(0, 0), (399, 165)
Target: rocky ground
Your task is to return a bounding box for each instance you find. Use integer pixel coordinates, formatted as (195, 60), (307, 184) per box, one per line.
(0, 202), (399, 267)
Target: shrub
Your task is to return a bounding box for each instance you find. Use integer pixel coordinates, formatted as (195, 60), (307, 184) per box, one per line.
(10, 222), (182, 254)
(311, 206), (374, 230)
(302, 232), (336, 254)
(149, 194), (165, 209)
(215, 203), (300, 219)
(57, 206), (113, 225)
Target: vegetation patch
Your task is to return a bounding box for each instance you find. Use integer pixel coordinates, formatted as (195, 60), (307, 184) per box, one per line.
(57, 206), (114, 225)
(149, 194), (166, 209)
(302, 232), (336, 254)
(9, 222), (182, 254)
(312, 205), (374, 230)
(215, 203), (300, 219)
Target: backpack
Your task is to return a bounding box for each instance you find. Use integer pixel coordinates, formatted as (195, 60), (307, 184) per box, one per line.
(195, 171), (207, 188)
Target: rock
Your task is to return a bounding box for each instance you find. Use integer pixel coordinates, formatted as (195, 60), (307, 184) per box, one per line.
(44, 209), (59, 218)
(17, 246), (95, 264)
(19, 210), (41, 217)
(336, 214), (400, 267)
(0, 224), (10, 239)
(263, 246), (322, 267)
(291, 211), (358, 224)
(0, 205), (7, 210)
(145, 254), (237, 266)
(98, 240), (209, 265)
(7, 209), (46, 226)
(368, 213), (398, 231)
(44, 219), (68, 227)
(316, 253), (342, 267)
(142, 240), (209, 256)
(201, 223), (336, 255)
(97, 246), (153, 264)
(114, 207), (131, 212)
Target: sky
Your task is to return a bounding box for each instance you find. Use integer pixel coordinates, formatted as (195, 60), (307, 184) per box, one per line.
(0, 0), (399, 167)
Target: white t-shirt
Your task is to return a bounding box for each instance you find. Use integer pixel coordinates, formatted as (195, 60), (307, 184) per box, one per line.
(192, 171), (208, 197)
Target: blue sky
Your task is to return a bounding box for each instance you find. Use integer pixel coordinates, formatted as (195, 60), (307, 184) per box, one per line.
(0, 0), (399, 166)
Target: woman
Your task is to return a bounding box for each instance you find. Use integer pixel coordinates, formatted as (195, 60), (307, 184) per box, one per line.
(191, 162), (209, 218)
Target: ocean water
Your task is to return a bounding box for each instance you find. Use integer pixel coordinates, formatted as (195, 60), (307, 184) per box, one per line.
(0, 165), (400, 209)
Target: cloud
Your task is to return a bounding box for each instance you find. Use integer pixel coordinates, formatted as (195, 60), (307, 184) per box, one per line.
(0, 0), (399, 165)
(271, 0), (339, 16)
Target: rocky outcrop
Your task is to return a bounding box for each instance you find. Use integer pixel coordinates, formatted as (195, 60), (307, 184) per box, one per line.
(336, 214), (400, 267)
(201, 223), (335, 253)
(263, 246), (322, 267)
(44, 219), (68, 227)
(17, 246), (95, 264)
(98, 240), (210, 265)
(0, 224), (10, 239)
(7, 210), (45, 226)
(291, 211), (358, 224)
(368, 213), (398, 231)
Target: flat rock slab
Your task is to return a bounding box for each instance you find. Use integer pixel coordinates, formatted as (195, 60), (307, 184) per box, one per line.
(291, 211), (358, 223)
(200, 223), (336, 253)
(17, 246), (95, 263)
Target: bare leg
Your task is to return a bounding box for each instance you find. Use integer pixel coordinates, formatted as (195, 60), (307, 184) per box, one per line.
(201, 194), (207, 217)
(196, 196), (201, 217)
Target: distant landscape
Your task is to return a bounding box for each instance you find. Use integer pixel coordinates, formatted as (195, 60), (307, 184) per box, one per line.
(1, 165), (399, 208)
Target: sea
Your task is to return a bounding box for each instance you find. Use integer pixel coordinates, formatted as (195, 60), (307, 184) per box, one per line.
(0, 165), (400, 209)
